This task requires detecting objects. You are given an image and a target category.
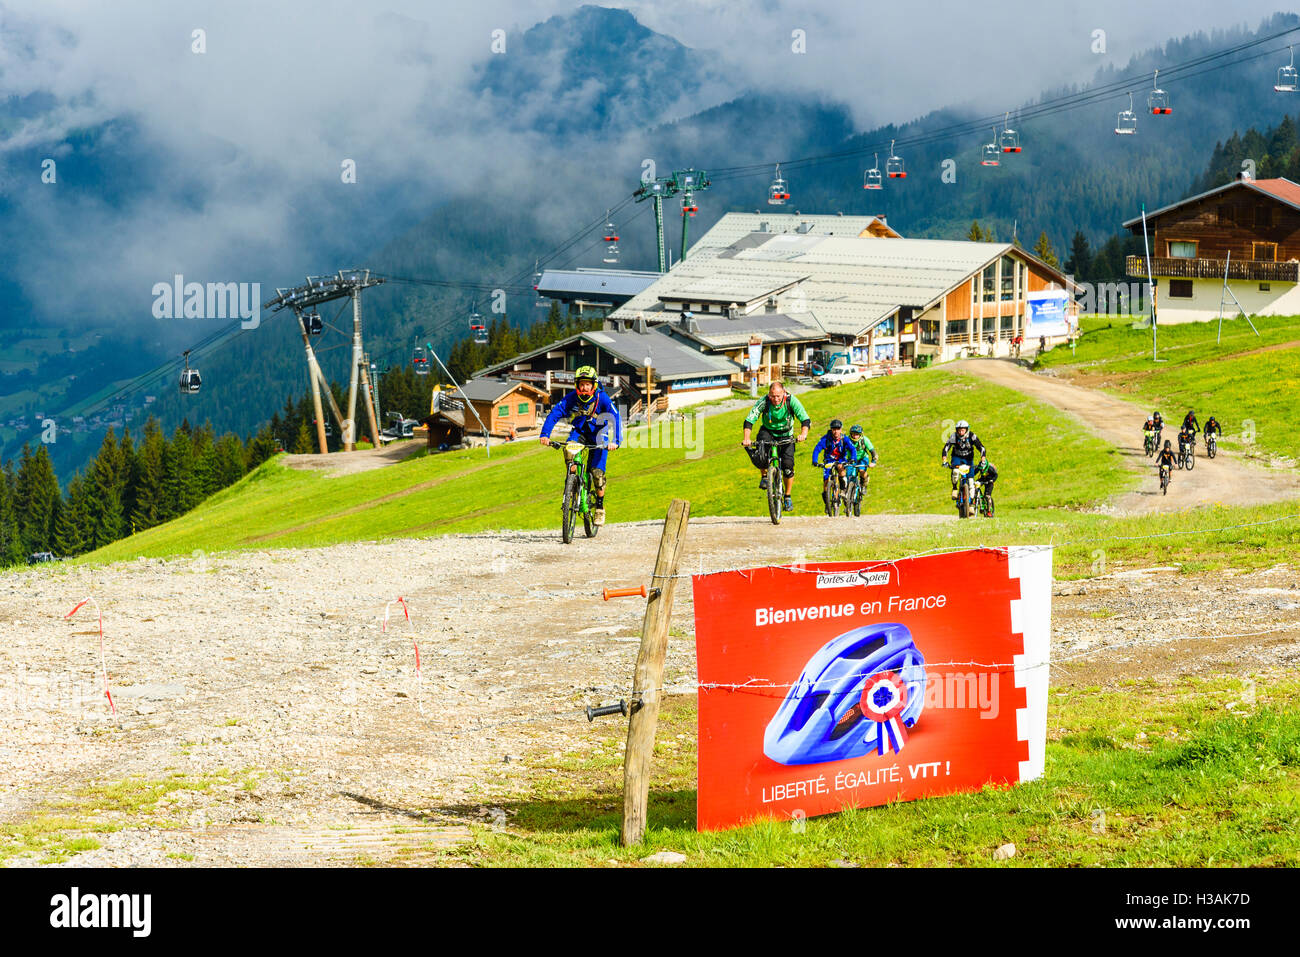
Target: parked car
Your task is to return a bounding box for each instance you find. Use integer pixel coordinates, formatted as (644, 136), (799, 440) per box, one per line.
(27, 551), (58, 564)
(818, 363), (871, 387)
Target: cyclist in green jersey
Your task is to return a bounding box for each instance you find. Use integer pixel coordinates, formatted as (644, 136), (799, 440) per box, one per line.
(741, 380), (811, 512)
(848, 424), (878, 493)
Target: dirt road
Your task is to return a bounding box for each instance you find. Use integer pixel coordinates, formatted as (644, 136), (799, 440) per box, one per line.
(950, 358), (1300, 513)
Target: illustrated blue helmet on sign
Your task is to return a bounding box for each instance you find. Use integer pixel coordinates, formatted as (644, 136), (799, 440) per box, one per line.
(763, 623), (926, 766)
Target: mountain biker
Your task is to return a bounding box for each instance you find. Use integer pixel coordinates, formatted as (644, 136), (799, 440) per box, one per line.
(1142, 416), (1157, 452)
(742, 380), (811, 513)
(848, 424), (877, 493)
(1204, 415), (1222, 452)
(539, 365), (621, 525)
(1157, 439), (1177, 485)
(973, 458), (998, 512)
(1178, 422), (1195, 458)
(1182, 409), (1199, 436)
(812, 419), (859, 515)
(941, 420), (987, 499)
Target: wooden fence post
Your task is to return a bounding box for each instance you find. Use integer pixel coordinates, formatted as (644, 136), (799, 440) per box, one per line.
(621, 498), (691, 846)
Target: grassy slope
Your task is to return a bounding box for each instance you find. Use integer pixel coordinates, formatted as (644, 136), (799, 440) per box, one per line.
(1037, 314), (1300, 462)
(443, 675), (1300, 867)
(85, 368), (1131, 561)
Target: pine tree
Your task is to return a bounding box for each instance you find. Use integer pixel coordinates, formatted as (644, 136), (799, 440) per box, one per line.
(967, 221), (984, 242)
(1034, 231), (1060, 268)
(0, 462), (23, 566)
(130, 417), (166, 532)
(15, 443), (60, 554)
(213, 434), (247, 488)
(82, 431), (126, 550)
(49, 483), (83, 558)
(292, 421), (313, 453)
(1065, 231), (1092, 279)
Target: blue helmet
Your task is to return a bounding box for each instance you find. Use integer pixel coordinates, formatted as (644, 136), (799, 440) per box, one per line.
(763, 623), (926, 766)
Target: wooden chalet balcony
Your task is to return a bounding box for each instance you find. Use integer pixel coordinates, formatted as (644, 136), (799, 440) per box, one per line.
(1126, 255), (1300, 283)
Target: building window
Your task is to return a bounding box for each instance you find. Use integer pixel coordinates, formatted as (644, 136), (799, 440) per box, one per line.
(1253, 242), (1277, 262)
(1000, 256), (1016, 300)
(518, 402), (529, 415)
(982, 265), (996, 303)
(1168, 279), (1193, 299)
(877, 317), (896, 337)
(1255, 206), (1273, 229)
(1168, 241), (1197, 258)
(1218, 205), (1237, 225)
(1260, 283), (1271, 292)
(498, 404), (510, 417)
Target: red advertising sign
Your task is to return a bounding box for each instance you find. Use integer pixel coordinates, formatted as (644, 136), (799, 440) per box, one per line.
(692, 547), (1051, 831)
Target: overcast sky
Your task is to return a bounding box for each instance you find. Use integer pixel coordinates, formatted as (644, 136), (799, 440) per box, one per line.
(0, 0), (1293, 323)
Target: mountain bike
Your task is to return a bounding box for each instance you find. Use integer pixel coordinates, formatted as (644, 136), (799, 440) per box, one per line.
(749, 437), (795, 525)
(949, 462), (977, 519)
(1206, 432), (1218, 458)
(974, 481), (994, 518)
(821, 462), (850, 517)
(1159, 463), (1171, 495)
(554, 440), (600, 543)
(1184, 436), (1195, 471)
(1143, 430), (1156, 457)
(844, 463), (863, 517)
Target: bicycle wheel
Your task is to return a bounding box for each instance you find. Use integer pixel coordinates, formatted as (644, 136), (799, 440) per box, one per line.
(1185, 447), (1195, 471)
(1208, 438), (1216, 459)
(583, 484), (599, 538)
(852, 482), (862, 517)
(767, 462), (782, 525)
(561, 471), (579, 543)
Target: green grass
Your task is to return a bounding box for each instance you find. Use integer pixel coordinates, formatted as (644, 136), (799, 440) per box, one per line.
(83, 368), (1129, 561)
(821, 499), (1300, 579)
(1036, 314), (1300, 462)
(435, 674), (1300, 867)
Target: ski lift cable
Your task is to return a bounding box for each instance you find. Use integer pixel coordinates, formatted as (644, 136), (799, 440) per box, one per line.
(705, 27), (1300, 180)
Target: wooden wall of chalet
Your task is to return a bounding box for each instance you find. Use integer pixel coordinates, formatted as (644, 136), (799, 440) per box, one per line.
(945, 279), (973, 322)
(1148, 186), (1300, 261)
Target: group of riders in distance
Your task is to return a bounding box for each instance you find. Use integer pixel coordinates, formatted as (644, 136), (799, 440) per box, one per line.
(1144, 409), (1222, 495)
(538, 372), (1005, 535)
(537, 369), (1229, 533)
(738, 381), (996, 519)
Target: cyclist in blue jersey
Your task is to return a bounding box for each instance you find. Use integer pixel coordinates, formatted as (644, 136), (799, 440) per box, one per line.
(811, 419), (858, 515)
(539, 365), (620, 525)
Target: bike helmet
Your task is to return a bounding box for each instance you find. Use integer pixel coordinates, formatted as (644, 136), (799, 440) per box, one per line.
(829, 419), (843, 430)
(764, 623), (926, 766)
(956, 419), (969, 430)
(850, 425), (863, 435)
(574, 365), (597, 383)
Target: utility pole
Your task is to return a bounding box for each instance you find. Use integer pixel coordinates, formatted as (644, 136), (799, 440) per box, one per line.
(426, 342), (492, 457)
(360, 353), (380, 448)
(263, 269), (384, 452)
(295, 308), (329, 453)
(1141, 205), (1157, 360)
(633, 168), (710, 273)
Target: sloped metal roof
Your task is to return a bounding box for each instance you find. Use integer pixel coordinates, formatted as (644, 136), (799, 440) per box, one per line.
(475, 327), (741, 381)
(456, 377), (549, 402)
(613, 235), (1029, 337)
(536, 267), (660, 300)
(687, 212), (896, 256)
(666, 312), (828, 350)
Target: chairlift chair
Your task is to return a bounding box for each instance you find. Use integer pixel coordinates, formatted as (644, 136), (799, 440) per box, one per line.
(179, 351), (201, 394)
(1115, 92), (1138, 135)
(863, 154), (883, 190)
(885, 139), (906, 179)
(1148, 70), (1171, 114)
(767, 163), (790, 205)
(999, 112), (1021, 153)
(413, 344), (429, 376)
(681, 191), (698, 216)
(1276, 46), (1298, 93)
(470, 310), (488, 345)
(981, 128), (1000, 166)
(602, 211), (620, 263)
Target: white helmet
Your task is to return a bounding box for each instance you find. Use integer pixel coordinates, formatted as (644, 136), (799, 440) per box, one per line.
(956, 420), (969, 430)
